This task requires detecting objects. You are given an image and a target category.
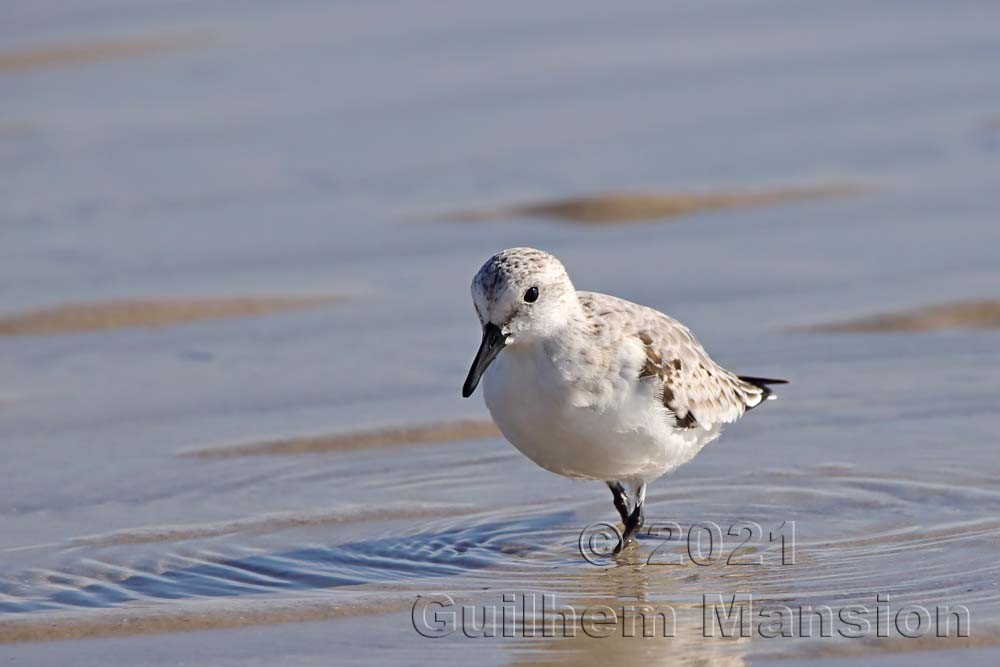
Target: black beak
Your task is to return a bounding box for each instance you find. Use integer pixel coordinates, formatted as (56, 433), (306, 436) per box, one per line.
(462, 322), (507, 398)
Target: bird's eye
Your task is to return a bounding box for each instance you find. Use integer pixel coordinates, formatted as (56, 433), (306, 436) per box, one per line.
(523, 286), (539, 303)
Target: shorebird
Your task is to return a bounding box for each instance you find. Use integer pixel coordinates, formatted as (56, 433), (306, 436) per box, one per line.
(461, 248), (786, 551)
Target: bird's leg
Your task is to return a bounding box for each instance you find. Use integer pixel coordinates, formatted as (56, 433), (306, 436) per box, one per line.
(606, 481), (630, 525)
(615, 483), (646, 553)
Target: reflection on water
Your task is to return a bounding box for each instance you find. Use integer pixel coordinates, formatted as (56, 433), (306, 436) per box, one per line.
(501, 576), (753, 667)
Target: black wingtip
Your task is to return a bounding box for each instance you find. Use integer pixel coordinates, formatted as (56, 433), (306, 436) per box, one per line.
(738, 376), (789, 386)
(739, 376), (788, 409)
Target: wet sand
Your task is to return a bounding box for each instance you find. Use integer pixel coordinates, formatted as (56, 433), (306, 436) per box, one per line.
(798, 299), (1000, 333)
(185, 419), (500, 458)
(0, 35), (201, 72)
(0, 296), (341, 337)
(767, 630), (1000, 661)
(446, 186), (863, 225)
(0, 594), (415, 644)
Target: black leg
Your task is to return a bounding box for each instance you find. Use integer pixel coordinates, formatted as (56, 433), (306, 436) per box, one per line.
(614, 483), (646, 554)
(606, 481), (629, 524)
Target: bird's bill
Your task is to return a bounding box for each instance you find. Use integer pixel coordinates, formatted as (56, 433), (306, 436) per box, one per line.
(462, 322), (507, 398)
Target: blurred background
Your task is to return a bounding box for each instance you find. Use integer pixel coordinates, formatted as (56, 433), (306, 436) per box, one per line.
(2, 1), (999, 665)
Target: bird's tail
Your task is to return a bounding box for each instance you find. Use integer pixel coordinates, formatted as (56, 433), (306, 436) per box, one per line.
(739, 376), (789, 406)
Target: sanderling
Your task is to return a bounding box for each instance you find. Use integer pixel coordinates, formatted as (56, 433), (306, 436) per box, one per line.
(462, 248), (786, 551)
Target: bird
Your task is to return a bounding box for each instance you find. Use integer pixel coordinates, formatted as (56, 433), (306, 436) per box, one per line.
(461, 247), (786, 552)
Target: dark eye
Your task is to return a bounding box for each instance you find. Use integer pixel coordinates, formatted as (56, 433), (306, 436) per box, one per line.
(523, 286), (539, 303)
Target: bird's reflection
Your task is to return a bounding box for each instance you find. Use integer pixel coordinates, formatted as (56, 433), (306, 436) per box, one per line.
(498, 558), (751, 667)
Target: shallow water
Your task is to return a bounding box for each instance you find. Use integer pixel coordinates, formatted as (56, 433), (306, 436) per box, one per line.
(2, 0), (1000, 664)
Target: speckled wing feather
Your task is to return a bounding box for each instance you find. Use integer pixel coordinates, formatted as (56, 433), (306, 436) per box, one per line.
(578, 291), (769, 430)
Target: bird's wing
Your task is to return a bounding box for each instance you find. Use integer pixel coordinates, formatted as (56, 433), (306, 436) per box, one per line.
(578, 291), (770, 430)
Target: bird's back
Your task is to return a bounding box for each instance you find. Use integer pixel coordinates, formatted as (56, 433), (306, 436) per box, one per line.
(576, 291), (777, 431)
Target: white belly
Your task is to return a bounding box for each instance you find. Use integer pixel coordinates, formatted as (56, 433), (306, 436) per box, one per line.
(481, 343), (719, 484)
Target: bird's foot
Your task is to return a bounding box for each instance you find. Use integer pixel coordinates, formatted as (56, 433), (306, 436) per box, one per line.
(614, 504), (645, 554)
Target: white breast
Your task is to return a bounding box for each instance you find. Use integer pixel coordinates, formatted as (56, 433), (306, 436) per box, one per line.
(481, 338), (720, 483)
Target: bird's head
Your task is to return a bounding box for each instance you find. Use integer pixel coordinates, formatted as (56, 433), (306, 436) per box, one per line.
(463, 247), (578, 397)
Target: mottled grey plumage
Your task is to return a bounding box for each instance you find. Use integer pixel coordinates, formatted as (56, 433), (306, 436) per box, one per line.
(578, 291), (771, 431)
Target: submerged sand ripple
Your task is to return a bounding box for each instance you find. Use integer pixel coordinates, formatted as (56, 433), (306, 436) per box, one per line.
(799, 299), (1000, 333)
(185, 419), (500, 458)
(758, 629), (1000, 661)
(0, 35), (201, 72)
(0, 594), (414, 644)
(447, 185), (863, 225)
(0, 296), (341, 337)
